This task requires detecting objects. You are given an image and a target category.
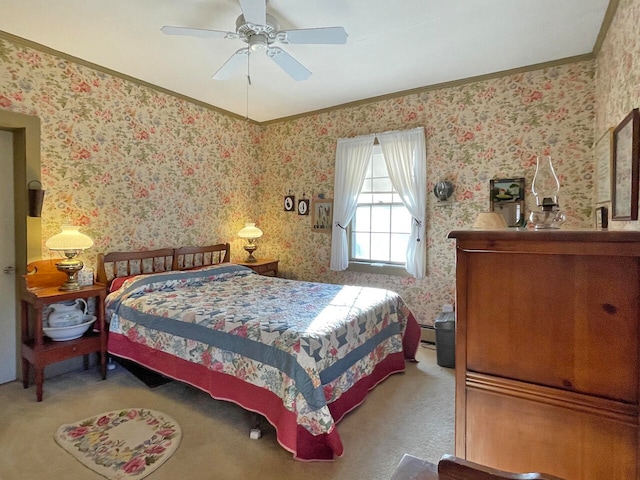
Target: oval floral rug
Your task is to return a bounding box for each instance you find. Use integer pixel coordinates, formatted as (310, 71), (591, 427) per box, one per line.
(54, 408), (181, 480)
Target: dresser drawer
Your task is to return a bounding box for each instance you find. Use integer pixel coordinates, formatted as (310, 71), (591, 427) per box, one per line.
(465, 253), (639, 402)
(465, 383), (637, 480)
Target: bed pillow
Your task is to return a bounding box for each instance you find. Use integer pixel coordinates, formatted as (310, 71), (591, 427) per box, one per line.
(179, 261), (230, 271)
(109, 275), (137, 293)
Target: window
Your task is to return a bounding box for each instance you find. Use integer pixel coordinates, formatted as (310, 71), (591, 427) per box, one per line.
(350, 145), (411, 265)
(331, 128), (425, 278)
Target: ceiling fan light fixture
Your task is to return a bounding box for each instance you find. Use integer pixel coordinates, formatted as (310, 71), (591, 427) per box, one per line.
(163, 1), (347, 82)
(249, 34), (268, 52)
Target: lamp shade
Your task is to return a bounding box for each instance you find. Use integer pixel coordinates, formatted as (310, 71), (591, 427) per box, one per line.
(472, 212), (507, 229)
(46, 225), (94, 252)
(238, 223), (263, 239)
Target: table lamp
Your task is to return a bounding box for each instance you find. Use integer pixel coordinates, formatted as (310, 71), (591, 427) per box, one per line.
(45, 225), (94, 290)
(238, 223), (263, 263)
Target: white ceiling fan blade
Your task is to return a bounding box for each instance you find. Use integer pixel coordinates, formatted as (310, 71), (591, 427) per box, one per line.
(267, 47), (312, 81)
(213, 48), (249, 80)
(279, 27), (348, 45)
(161, 26), (235, 39)
(239, 0), (266, 25)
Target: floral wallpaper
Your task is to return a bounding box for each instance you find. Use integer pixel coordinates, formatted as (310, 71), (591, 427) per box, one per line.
(258, 63), (596, 325)
(595, 0), (640, 230)
(0, 29), (598, 326)
(0, 36), (263, 262)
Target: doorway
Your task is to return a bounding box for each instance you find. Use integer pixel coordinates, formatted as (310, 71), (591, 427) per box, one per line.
(0, 109), (42, 383)
(0, 130), (16, 383)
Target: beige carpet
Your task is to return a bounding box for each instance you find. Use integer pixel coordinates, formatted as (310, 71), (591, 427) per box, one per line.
(0, 344), (454, 480)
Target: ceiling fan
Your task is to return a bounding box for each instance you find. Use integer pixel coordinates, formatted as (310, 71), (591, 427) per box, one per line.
(161, 0), (348, 81)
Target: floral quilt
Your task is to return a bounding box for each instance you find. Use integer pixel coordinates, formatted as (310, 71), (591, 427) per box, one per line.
(106, 264), (417, 449)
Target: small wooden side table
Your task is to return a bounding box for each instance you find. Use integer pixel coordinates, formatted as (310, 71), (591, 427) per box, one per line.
(21, 260), (107, 401)
(235, 258), (279, 277)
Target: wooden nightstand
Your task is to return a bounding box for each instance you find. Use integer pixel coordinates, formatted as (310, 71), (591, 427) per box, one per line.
(21, 260), (107, 401)
(236, 258), (279, 277)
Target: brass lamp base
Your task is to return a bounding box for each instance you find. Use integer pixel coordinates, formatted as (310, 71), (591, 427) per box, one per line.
(243, 244), (257, 263)
(55, 258), (84, 291)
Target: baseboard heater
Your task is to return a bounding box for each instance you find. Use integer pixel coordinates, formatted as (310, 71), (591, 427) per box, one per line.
(420, 324), (435, 344)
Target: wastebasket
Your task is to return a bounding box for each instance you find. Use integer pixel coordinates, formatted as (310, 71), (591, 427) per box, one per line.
(434, 305), (455, 368)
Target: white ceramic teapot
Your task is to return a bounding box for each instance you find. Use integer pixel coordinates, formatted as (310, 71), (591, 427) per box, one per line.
(47, 299), (88, 328)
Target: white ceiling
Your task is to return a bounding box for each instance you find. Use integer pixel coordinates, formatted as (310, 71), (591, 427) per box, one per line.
(0, 0), (609, 123)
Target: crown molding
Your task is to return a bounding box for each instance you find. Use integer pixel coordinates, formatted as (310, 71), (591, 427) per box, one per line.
(262, 53), (594, 125)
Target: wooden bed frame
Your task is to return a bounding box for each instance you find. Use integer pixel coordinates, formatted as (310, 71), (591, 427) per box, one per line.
(96, 243), (230, 287)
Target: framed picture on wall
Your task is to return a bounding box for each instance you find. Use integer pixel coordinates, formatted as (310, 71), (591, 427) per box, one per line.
(297, 198), (310, 215)
(594, 127), (613, 204)
(311, 198), (333, 232)
(612, 108), (640, 220)
(284, 195), (295, 212)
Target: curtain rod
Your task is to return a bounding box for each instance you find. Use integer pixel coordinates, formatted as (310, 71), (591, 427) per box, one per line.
(339, 126), (424, 144)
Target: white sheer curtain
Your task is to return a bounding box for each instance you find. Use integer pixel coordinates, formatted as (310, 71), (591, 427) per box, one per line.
(377, 127), (427, 278)
(330, 134), (375, 271)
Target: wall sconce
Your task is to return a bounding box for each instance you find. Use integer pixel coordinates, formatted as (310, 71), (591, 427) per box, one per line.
(28, 180), (45, 217)
(45, 225), (94, 290)
(433, 180), (454, 206)
(238, 222), (263, 263)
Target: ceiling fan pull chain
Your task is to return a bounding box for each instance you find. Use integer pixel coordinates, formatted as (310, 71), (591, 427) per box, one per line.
(245, 50), (251, 120)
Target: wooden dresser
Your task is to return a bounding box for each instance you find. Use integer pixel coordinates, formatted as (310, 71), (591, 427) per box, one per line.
(448, 230), (640, 480)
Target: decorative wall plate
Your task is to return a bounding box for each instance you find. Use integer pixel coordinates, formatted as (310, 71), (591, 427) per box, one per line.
(284, 195), (295, 211)
(297, 198), (309, 215)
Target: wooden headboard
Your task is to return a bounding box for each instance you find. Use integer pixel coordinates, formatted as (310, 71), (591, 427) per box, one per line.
(96, 243), (230, 289)
(173, 244), (230, 270)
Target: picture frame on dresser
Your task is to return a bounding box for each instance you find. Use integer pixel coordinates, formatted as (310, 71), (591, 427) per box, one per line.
(594, 206), (608, 229)
(611, 108), (640, 220)
(489, 177), (525, 227)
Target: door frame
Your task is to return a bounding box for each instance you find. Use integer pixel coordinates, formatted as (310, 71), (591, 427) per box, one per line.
(0, 109), (42, 377)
